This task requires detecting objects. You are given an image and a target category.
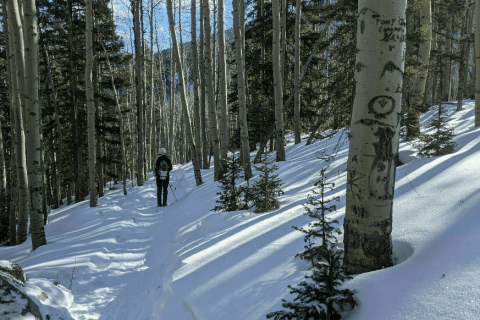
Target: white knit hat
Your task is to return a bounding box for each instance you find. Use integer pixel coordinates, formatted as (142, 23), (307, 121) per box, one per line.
(159, 148), (166, 155)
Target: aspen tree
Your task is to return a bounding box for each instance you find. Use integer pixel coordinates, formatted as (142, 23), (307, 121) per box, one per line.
(218, 0), (228, 164)
(442, 16), (453, 102)
(86, 0), (98, 207)
(233, 0), (253, 179)
(475, 0), (480, 126)
(294, 0), (301, 144)
(199, 10), (209, 169)
(149, 0), (155, 170)
(344, 0), (406, 274)
(272, 0), (286, 161)
(133, 0), (145, 185)
(457, 4), (473, 112)
(167, 0), (203, 185)
(407, 0), (431, 140)
(192, 0), (203, 167)
(8, 0), (30, 245)
(203, 0), (222, 179)
(169, 49), (176, 158)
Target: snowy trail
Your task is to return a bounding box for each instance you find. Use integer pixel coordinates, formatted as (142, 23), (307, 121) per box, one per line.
(3, 101), (480, 319)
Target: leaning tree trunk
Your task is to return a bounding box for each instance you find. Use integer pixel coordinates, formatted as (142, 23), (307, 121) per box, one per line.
(166, 0), (203, 186)
(272, 0), (285, 162)
(133, 0), (145, 185)
(102, 43), (128, 195)
(203, 0), (222, 179)
(86, 0), (97, 207)
(191, 0), (202, 168)
(293, 0), (301, 144)
(343, 0), (406, 275)
(8, 0), (30, 245)
(233, 0), (252, 179)
(406, 0), (431, 140)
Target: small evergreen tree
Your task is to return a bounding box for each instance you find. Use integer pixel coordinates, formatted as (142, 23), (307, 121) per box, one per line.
(414, 104), (457, 157)
(251, 153), (284, 213)
(267, 169), (356, 320)
(212, 153), (246, 212)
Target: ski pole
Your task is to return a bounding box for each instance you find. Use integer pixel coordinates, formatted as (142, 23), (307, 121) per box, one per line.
(169, 183), (177, 201)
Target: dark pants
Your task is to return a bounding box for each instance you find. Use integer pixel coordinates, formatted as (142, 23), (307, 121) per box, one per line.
(156, 175), (169, 206)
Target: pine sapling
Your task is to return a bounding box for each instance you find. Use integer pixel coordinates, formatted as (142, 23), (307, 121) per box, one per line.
(414, 104), (457, 157)
(251, 153), (284, 213)
(267, 168), (356, 320)
(212, 153), (246, 212)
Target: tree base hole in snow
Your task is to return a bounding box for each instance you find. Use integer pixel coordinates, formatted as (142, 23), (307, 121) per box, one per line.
(392, 240), (414, 266)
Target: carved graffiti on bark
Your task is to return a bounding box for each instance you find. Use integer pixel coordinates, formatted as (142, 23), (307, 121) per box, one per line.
(367, 95), (395, 119)
(369, 126), (395, 200)
(380, 61), (403, 78)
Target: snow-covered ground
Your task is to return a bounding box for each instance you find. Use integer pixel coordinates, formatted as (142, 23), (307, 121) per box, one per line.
(1, 100), (480, 320)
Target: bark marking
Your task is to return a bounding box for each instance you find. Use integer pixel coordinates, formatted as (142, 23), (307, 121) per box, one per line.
(380, 61), (403, 78)
(367, 95), (395, 118)
(369, 126), (395, 200)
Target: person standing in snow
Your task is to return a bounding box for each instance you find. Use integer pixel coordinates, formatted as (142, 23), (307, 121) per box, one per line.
(153, 148), (173, 207)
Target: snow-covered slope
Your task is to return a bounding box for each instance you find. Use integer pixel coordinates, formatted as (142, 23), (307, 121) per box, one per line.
(1, 100), (479, 320)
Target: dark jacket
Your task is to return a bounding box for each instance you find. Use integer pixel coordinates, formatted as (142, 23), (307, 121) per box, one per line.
(153, 154), (173, 178)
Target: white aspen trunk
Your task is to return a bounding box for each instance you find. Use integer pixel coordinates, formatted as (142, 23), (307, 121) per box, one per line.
(24, 0), (48, 248)
(169, 52), (176, 157)
(442, 17), (453, 102)
(192, 0), (203, 168)
(465, 8), (474, 99)
(218, 0), (228, 164)
(154, 31), (168, 149)
(133, 0), (145, 185)
(457, 5), (472, 112)
(8, 0), (29, 245)
(140, 1), (148, 176)
(86, 0), (97, 207)
(167, 0), (204, 185)
(293, 0), (301, 144)
(149, 0), (155, 171)
(272, 0), (285, 161)
(233, 0), (252, 179)
(406, 0), (431, 140)
(423, 2), (437, 107)
(476, 0), (480, 126)
(344, 0), (406, 275)
(200, 10), (209, 169)
(203, 0), (221, 179)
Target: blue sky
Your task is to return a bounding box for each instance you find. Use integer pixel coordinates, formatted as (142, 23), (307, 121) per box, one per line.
(111, 0), (234, 52)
